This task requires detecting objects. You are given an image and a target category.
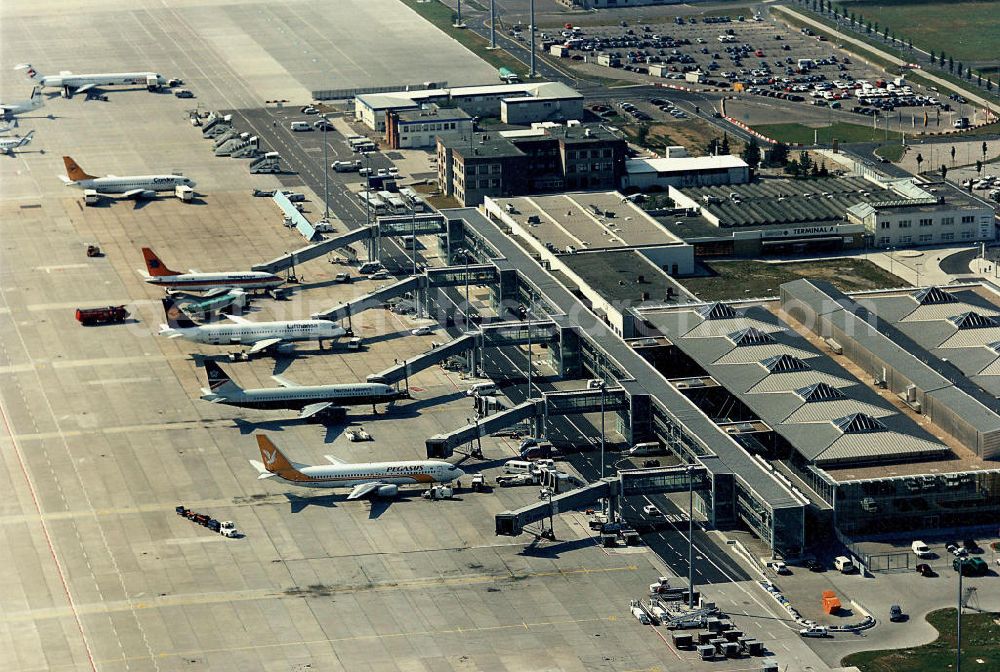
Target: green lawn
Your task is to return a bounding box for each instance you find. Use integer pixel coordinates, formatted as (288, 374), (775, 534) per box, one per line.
(837, 1), (1000, 64)
(682, 259), (906, 301)
(754, 122), (904, 145)
(843, 609), (1000, 672)
(875, 143), (906, 162)
(401, 0), (528, 75)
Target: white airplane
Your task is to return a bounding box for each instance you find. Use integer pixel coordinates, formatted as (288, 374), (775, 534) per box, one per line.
(201, 360), (405, 419)
(159, 297), (345, 355)
(60, 156), (194, 199)
(0, 130), (34, 156)
(0, 87), (43, 121)
(16, 63), (167, 97)
(250, 434), (464, 497)
(140, 247), (283, 293)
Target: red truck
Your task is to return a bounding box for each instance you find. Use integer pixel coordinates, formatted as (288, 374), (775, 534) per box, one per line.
(75, 305), (128, 326)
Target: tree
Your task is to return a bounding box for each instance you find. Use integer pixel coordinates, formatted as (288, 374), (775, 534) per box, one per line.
(948, 56), (954, 73)
(721, 133), (731, 155)
(941, 164), (948, 180)
(810, 162), (820, 177)
(866, 20), (872, 34)
(850, 11), (856, 27)
(799, 150), (812, 173)
(977, 73), (983, 87)
(915, 152), (923, 172)
(883, 26), (889, 40)
(930, 49), (936, 63)
(907, 37), (912, 50)
(771, 141), (790, 166)
(984, 142), (989, 161)
(951, 145), (956, 166)
(707, 137), (720, 155)
(818, 161), (829, 177)
(873, 21), (879, 34)
(742, 137), (761, 168)
(976, 160), (983, 175)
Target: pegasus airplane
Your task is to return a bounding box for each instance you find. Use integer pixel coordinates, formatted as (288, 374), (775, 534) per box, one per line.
(60, 156), (194, 199)
(201, 360), (405, 419)
(17, 63), (167, 97)
(250, 435), (463, 498)
(140, 248), (283, 293)
(159, 297), (345, 355)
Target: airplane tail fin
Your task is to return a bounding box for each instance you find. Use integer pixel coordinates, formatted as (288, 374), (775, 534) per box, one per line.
(62, 156), (96, 182)
(203, 360), (243, 395)
(30, 86), (43, 108)
(19, 130), (34, 146)
(142, 247), (181, 276)
(256, 434), (304, 480)
(15, 64), (41, 82)
(161, 296), (200, 329)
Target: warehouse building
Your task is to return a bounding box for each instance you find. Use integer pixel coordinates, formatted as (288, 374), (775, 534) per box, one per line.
(437, 123), (627, 206)
(623, 155), (750, 191)
(846, 179), (996, 247)
(355, 81), (584, 132)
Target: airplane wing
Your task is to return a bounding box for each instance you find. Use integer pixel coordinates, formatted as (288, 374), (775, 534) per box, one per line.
(248, 338), (283, 355)
(298, 402), (334, 420)
(323, 454), (347, 465)
(347, 481), (384, 500)
(201, 287), (228, 298)
(122, 188), (156, 199)
(187, 268), (202, 274)
(75, 83), (96, 94)
(271, 374), (301, 388)
(225, 314), (252, 325)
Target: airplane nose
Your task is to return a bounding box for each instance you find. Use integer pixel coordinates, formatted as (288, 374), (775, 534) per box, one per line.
(454, 469), (465, 480)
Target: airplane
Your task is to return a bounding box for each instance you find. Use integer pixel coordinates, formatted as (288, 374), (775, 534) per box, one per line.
(0, 130), (34, 156)
(16, 63), (168, 97)
(249, 434), (464, 497)
(140, 247), (283, 293)
(0, 87), (43, 121)
(200, 360), (406, 419)
(170, 288), (249, 320)
(159, 297), (345, 355)
(60, 156), (194, 199)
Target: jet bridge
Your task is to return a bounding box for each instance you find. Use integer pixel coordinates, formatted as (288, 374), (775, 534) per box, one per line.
(312, 276), (420, 322)
(480, 320), (559, 347)
(273, 191), (317, 242)
(426, 386), (630, 458)
(426, 399), (544, 458)
(367, 333), (477, 385)
(495, 465), (711, 537)
(252, 226), (373, 274)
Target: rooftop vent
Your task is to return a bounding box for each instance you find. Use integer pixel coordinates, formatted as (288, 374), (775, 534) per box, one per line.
(697, 302), (739, 320)
(795, 381), (846, 402)
(949, 311), (998, 330)
(761, 353), (810, 373)
(833, 413), (886, 434)
(729, 327), (774, 346)
(913, 286), (959, 306)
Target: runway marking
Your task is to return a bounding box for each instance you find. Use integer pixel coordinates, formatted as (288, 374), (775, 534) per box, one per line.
(4, 418), (237, 444)
(33, 263), (91, 273)
(0, 564), (638, 625)
(83, 376), (155, 386)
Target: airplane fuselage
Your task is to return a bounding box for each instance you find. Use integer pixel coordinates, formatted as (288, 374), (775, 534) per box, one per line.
(150, 272), (282, 292)
(274, 461), (460, 489)
(169, 321), (345, 346)
(69, 174), (191, 193)
(204, 383), (399, 410)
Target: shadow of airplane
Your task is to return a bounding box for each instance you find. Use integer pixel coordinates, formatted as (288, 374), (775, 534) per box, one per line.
(517, 536), (596, 559)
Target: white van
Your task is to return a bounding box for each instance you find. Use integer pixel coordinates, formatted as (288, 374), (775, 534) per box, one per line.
(502, 460), (537, 475)
(629, 441), (664, 457)
(834, 556), (855, 573)
(912, 540), (931, 557)
(289, 121), (311, 132)
(466, 381), (496, 397)
(358, 261), (382, 275)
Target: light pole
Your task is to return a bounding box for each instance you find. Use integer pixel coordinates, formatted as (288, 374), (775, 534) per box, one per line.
(525, 300), (532, 401)
(364, 152), (373, 259)
(490, 0), (496, 48)
(957, 559), (964, 672)
(687, 464), (695, 609)
(529, 0), (536, 78)
(321, 115), (330, 221)
(599, 381), (606, 480)
(410, 203), (420, 317)
(456, 0), (462, 27)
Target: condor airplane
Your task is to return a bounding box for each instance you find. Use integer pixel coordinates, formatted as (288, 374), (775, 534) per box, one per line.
(0, 130), (34, 156)
(60, 156), (194, 199)
(250, 434), (463, 497)
(201, 360), (405, 419)
(140, 248), (283, 293)
(17, 63), (167, 97)
(0, 87), (43, 121)
(159, 297), (345, 355)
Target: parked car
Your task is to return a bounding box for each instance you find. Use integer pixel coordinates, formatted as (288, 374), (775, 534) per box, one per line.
(889, 605), (906, 622)
(772, 561), (791, 575)
(805, 559), (825, 572)
(411, 326), (432, 336)
(954, 557), (988, 576)
(916, 563), (935, 577)
(799, 625), (829, 638)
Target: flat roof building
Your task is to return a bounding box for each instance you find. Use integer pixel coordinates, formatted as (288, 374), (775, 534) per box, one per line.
(437, 123), (628, 206)
(624, 155), (750, 191)
(385, 105), (473, 149)
(355, 81), (584, 132)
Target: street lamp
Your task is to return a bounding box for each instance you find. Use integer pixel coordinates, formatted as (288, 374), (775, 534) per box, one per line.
(599, 381), (606, 481)
(687, 463), (695, 609)
(409, 202), (420, 317)
(321, 114), (330, 222)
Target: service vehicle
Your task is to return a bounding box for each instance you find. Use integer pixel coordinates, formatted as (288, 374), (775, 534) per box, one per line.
(345, 426), (372, 442)
(912, 540), (931, 557)
(76, 305), (128, 326)
(834, 556), (855, 573)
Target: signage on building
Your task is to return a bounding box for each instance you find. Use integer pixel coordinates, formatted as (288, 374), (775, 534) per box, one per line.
(761, 225), (839, 239)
